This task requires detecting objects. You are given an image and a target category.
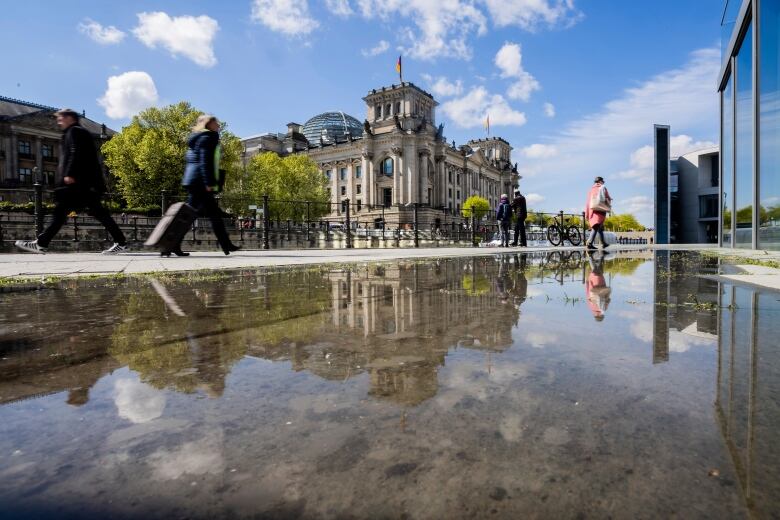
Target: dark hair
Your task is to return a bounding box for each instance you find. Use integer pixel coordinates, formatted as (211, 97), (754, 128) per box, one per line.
(55, 108), (80, 122)
(594, 176), (604, 183)
(514, 190), (521, 195)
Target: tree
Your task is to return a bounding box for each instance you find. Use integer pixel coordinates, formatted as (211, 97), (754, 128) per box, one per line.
(242, 152), (330, 221)
(102, 102), (242, 207)
(525, 210), (553, 227)
(462, 195), (490, 220)
(604, 213), (645, 231)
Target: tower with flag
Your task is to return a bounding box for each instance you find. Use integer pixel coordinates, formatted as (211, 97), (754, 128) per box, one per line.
(484, 114), (490, 136)
(396, 55), (402, 83)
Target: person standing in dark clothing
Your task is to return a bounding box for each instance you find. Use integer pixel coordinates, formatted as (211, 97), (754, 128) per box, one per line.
(15, 109), (126, 254)
(176, 114), (239, 256)
(496, 194), (512, 247)
(510, 190), (527, 247)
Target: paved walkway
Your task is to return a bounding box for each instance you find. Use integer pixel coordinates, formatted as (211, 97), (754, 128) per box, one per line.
(0, 245), (647, 279)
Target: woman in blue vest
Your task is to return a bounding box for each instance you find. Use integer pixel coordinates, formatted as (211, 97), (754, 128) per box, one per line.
(180, 114), (240, 255)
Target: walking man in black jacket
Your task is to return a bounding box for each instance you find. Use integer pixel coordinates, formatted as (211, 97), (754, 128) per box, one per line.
(16, 109), (127, 254)
(510, 190), (527, 247)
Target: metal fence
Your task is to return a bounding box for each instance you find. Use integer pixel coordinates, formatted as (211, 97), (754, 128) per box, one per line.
(1, 185), (644, 249)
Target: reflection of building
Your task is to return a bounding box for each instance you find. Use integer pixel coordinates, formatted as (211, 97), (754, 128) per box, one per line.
(716, 281), (780, 517)
(653, 251), (719, 363)
(718, 0), (780, 249)
(653, 125), (720, 244)
(242, 82), (519, 223)
(0, 96), (115, 202)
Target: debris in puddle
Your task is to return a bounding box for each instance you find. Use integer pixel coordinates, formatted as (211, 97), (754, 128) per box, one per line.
(708, 469), (720, 477)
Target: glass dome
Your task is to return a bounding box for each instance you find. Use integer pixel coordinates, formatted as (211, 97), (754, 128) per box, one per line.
(302, 111), (363, 146)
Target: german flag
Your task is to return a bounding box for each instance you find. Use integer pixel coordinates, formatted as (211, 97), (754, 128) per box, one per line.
(484, 114), (490, 135)
(396, 55), (402, 82)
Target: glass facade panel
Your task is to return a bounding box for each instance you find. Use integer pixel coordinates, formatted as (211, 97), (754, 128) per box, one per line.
(759, 0), (780, 249)
(735, 24), (753, 248)
(722, 76), (734, 245)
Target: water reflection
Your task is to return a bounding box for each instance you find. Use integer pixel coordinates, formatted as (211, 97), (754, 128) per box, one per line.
(0, 250), (778, 517)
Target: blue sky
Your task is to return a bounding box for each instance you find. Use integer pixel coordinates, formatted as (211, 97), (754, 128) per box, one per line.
(1, 0), (724, 224)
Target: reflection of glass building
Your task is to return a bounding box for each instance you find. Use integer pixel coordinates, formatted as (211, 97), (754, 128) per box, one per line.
(719, 0), (780, 249)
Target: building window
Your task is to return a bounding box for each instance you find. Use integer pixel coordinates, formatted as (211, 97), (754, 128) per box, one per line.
(734, 24), (753, 248)
(18, 167), (32, 184)
(375, 105), (382, 120)
(759, 0), (780, 249)
(340, 167), (347, 181)
(382, 157), (393, 176)
(42, 144), (54, 158)
(700, 194), (719, 219)
(325, 169), (332, 180)
(448, 188), (452, 198)
(385, 103), (392, 118)
(448, 171), (452, 183)
(456, 190), (460, 200)
(383, 188), (392, 207)
(394, 101), (401, 115)
(44, 170), (55, 185)
(355, 165), (362, 178)
(356, 200), (362, 211)
(356, 184), (362, 195)
(341, 186), (346, 196)
(456, 173), (460, 184)
(18, 140), (31, 156)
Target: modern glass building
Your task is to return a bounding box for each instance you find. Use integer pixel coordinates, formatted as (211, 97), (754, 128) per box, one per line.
(719, 0), (780, 249)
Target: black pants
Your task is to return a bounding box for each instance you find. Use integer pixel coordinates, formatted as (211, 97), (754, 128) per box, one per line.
(587, 223), (607, 245)
(185, 185), (231, 251)
(38, 187), (125, 248)
(500, 221), (511, 246)
(512, 219), (527, 246)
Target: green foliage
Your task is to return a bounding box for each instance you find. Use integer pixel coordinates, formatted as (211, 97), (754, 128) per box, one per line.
(603, 213), (645, 231)
(525, 210), (553, 227)
(0, 201), (55, 213)
(102, 102), (242, 208)
(462, 195), (490, 220)
(240, 152), (330, 220)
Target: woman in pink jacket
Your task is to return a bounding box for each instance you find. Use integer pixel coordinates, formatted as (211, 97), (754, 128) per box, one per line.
(585, 176), (612, 249)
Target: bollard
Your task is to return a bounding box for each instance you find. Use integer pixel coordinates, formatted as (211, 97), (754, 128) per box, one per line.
(33, 182), (44, 236)
(262, 194), (270, 250)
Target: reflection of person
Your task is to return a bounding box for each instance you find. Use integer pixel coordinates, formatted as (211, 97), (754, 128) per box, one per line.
(585, 176), (612, 250)
(508, 254), (528, 305)
(496, 194), (512, 247)
(585, 254), (611, 321)
(15, 109), (127, 254)
(178, 114), (240, 256)
(510, 190), (527, 247)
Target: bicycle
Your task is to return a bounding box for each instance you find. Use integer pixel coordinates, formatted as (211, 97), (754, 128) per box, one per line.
(547, 214), (582, 246)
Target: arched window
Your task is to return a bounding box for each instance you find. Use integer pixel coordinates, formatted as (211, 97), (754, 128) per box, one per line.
(394, 101), (401, 115)
(385, 103), (392, 118)
(375, 105), (382, 120)
(382, 157), (394, 176)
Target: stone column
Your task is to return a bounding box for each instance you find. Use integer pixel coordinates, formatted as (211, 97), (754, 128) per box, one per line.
(331, 166), (339, 216)
(3, 136), (12, 181)
(347, 163), (354, 211)
(10, 131), (18, 181)
(35, 136), (43, 182)
(361, 155), (371, 206)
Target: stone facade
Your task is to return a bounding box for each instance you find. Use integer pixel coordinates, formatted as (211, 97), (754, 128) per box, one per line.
(0, 96), (114, 202)
(242, 83), (519, 224)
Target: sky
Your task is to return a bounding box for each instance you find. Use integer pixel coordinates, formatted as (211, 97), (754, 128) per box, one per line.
(1, 0), (725, 225)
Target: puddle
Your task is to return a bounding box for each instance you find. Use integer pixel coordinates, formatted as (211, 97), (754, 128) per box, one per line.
(0, 250), (777, 518)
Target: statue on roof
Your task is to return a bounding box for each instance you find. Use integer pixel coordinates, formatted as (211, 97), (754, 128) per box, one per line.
(394, 114), (403, 131)
(363, 119), (372, 136)
(435, 123), (444, 140)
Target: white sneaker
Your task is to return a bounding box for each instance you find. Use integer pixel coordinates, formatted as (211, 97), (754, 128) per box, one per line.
(15, 240), (47, 254)
(102, 243), (128, 255)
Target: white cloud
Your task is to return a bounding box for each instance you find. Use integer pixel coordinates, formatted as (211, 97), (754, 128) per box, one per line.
(516, 47), (720, 225)
(148, 432), (224, 480)
(114, 378), (165, 424)
(525, 331), (558, 348)
(525, 193), (545, 205)
(440, 86), (527, 128)
(133, 12), (219, 68)
(325, 0), (354, 16)
(356, 0), (487, 60)
(495, 42), (540, 102)
(251, 0), (319, 36)
(617, 134), (717, 184)
(483, 0), (583, 31)
(361, 40), (390, 57)
(78, 19), (126, 45)
(544, 102), (556, 117)
(422, 74), (464, 97)
(620, 195), (654, 216)
(522, 144), (557, 159)
(98, 71), (159, 119)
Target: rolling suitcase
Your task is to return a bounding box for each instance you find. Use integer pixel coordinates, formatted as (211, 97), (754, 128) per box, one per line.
(145, 202), (198, 255)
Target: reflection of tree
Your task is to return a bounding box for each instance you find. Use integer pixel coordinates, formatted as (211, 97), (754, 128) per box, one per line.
(462, 274), (490, 296)
(602, 257), (644, 277)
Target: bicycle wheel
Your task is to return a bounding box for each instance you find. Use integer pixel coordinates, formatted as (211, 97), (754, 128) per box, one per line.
(547, 225), (562, 246)
(566, 226), (582, 246)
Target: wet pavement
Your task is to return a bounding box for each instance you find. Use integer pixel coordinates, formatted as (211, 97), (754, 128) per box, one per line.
(0, 249), (778, 519)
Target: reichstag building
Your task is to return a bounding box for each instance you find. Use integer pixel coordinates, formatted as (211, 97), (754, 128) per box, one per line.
(241, 82), (520, 224)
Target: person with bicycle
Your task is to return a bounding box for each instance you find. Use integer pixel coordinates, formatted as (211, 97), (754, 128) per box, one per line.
(496, 194), (512, 247)
(585, 176), (612, 250)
